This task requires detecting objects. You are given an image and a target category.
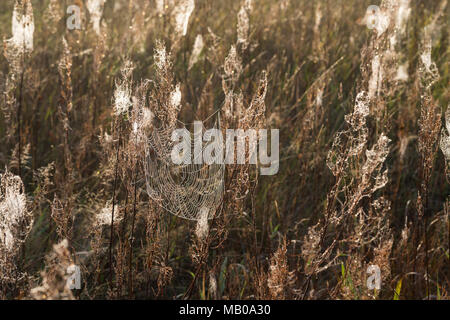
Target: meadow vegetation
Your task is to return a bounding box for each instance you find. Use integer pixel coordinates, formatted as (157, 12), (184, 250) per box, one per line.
(0, 0), (448, 300)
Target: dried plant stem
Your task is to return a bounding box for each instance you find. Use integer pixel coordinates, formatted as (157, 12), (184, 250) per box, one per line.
(128, 134), (139, 298)
(120, 188), (129, 243)
(182, 202), (224, 300)
(301, 177), (342, 299)
(92, 73), (98, 129)
(425, 210), (430, 299)
(183, 167), (236, 299)
(17, 58), (25, 178)
(251, 171), (260, 285)
(421, 159), (433, 299)
(109, 119), (123, 288)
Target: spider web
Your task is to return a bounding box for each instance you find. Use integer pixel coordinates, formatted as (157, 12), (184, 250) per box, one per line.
(144, 120), (224, 220)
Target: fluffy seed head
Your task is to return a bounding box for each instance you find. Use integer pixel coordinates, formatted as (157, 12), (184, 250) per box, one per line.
(173, 0), (195, 36)
(86, 0), (106, 36)
(195, 207), (209, 240)
(0, 171), (29, 252)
